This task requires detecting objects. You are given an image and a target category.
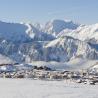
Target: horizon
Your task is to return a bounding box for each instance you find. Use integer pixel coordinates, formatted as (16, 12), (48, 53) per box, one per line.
(0, 0), (98, 24)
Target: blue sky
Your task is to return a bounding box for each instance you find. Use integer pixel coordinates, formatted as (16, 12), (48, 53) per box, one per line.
(0, 0), (98, 24)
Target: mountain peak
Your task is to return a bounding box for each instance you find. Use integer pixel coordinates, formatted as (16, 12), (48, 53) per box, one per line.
(43, 19), (79, 37)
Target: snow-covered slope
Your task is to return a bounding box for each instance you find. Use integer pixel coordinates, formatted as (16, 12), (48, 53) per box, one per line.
(44, 36), (98, 62)
(25, 23), (54, 41)
(67, 58), (98, 70)
(58, 23), (98, 43)
(0, 54), (14, 64)
(1, 35), (97, 63)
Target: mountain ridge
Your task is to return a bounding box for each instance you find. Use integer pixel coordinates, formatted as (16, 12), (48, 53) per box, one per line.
(0, 19), (98, 69)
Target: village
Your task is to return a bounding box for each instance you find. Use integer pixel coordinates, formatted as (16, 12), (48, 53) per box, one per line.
(0, 63), (98, 85)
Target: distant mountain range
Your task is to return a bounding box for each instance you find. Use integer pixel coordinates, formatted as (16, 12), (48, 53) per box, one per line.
(0, 19), (98, 68)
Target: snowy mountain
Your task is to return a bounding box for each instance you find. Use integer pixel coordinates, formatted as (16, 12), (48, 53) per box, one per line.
(0, 21), (54, 64)
(43, 19), (79, 37)
(44, 36), (98, 62)
(0, 21), (54, 43)
(0, 19), (98, 69)
(58, 23), (98, 43)
(25, 23), (55, 41)
(0, 21), (30, 43)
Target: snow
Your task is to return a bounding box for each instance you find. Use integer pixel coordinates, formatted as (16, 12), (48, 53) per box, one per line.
(25, 23), (32, 33)
(30, 59), (98, 71)
(44, 35), (98, 62)
(0, 78), (98, 98)
(89, 63), (98, 70)
(0, 54), (14, 64)
(0, 21), (31, 43)
(43, 19), (79, 37)
(0, 19), (98, 69)
(0, 66), (7, 70)
(45, 38), (60, 47)
(59, 23), (98, 42)
(30, 61), (70, 70)
(67, 58), (98, 70)
(93, 64), (98, 68)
